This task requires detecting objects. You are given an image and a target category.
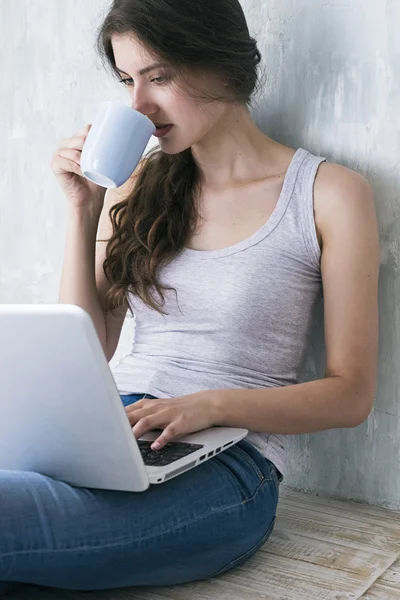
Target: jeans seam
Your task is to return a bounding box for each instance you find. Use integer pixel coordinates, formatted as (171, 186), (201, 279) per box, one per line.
(233, 444), (271, 483)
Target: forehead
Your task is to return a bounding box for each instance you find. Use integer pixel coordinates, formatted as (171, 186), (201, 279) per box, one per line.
(111, 34), (159, 69)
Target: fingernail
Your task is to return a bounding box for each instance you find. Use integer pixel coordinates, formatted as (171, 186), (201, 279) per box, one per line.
(152, 441), (161, 450)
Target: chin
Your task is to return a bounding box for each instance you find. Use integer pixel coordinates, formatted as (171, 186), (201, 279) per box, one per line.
(162, 131), (205, 155)
(158, 139), (193, 155)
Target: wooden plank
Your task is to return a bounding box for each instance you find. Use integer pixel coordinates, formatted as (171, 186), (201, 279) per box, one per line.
(279, 489), (400, 533)
(377, 555), (400, 587)
(276, 503), (400, 554)
(280, 487), (400, 525)
(360, 582), (400, 599)
(264, 525), (397, 578)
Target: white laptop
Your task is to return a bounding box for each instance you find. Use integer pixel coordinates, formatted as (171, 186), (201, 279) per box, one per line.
(0, 304), (247, 492)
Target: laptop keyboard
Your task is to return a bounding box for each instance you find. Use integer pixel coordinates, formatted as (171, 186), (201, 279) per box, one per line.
(138, 440), (204, 466)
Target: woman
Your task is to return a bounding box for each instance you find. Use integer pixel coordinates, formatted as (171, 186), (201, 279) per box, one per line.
(0, 0), (380, 595)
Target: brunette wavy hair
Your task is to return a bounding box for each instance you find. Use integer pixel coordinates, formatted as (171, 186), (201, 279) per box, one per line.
(95, 0), (264, 317)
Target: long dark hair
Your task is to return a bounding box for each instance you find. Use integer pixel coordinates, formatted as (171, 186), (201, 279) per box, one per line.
(95, 0), (264, 317)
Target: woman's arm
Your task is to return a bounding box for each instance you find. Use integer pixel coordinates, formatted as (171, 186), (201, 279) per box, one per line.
(58, 203), (108, 351)
(59, 166), (143, 362)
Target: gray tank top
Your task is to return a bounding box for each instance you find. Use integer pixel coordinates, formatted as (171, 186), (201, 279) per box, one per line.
(112, 147), (327, 477)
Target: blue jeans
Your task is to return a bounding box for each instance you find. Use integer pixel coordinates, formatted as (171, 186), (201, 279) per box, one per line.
(0, 393), (281, 597)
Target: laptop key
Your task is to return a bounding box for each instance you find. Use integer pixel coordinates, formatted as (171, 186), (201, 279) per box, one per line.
(139, 440), (205, 466)
(146, 451), (162, 459)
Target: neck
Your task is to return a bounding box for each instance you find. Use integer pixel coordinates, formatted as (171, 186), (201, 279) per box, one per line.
(190, 105), (278, 190)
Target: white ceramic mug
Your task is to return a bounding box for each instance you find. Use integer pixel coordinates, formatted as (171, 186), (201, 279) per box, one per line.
(80, 101), (156, 188)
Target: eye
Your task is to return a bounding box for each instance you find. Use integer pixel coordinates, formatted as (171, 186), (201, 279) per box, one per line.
(118, 77), (133, 86)
(118, 76), (169, 87)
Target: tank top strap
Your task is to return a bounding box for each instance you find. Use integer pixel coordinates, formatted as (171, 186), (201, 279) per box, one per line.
(284, 148), (327, 270)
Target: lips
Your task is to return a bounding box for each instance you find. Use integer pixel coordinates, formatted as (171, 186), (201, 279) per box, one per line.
(153, 124), (173, 138)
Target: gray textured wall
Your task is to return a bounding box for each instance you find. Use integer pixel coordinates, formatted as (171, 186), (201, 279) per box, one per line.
(2, 0), (399, 508)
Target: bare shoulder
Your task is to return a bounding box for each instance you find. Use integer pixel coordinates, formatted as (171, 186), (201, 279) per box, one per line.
(313, 161), (376, 250)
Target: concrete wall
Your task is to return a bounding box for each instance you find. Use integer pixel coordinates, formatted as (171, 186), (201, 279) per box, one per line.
(2, 0), (399, 508)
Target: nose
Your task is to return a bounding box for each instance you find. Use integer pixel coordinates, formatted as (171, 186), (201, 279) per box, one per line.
(129, 85), (157, 116)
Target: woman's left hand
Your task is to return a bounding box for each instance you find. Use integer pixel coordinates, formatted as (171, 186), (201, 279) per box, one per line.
(125, 391), (221, 451)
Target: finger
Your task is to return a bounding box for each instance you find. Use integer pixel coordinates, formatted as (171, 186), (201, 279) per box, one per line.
(151, 423), (180, 451)
(60, 135), (88, 151)
(125, 400), (144, 412)
(59, 125), (91, 151)
(52, 155), (83, 177)
(125, 402), (147, 425)
(126, 410), (142, 425)
(77, 124), (91, 133)
(132, 415), (162, 440)
(125, 398), (162, 420)
(74, 124), (91, 137)
(58, 148), (82, 167)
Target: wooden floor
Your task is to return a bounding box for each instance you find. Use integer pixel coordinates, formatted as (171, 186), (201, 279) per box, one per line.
(8, 486), (400, 600)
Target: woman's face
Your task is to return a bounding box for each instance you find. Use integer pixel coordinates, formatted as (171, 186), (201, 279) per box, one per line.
(111, 34), (230, 155)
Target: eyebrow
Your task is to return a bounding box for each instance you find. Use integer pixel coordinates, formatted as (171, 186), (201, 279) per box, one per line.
(115, 63), (167, 76)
